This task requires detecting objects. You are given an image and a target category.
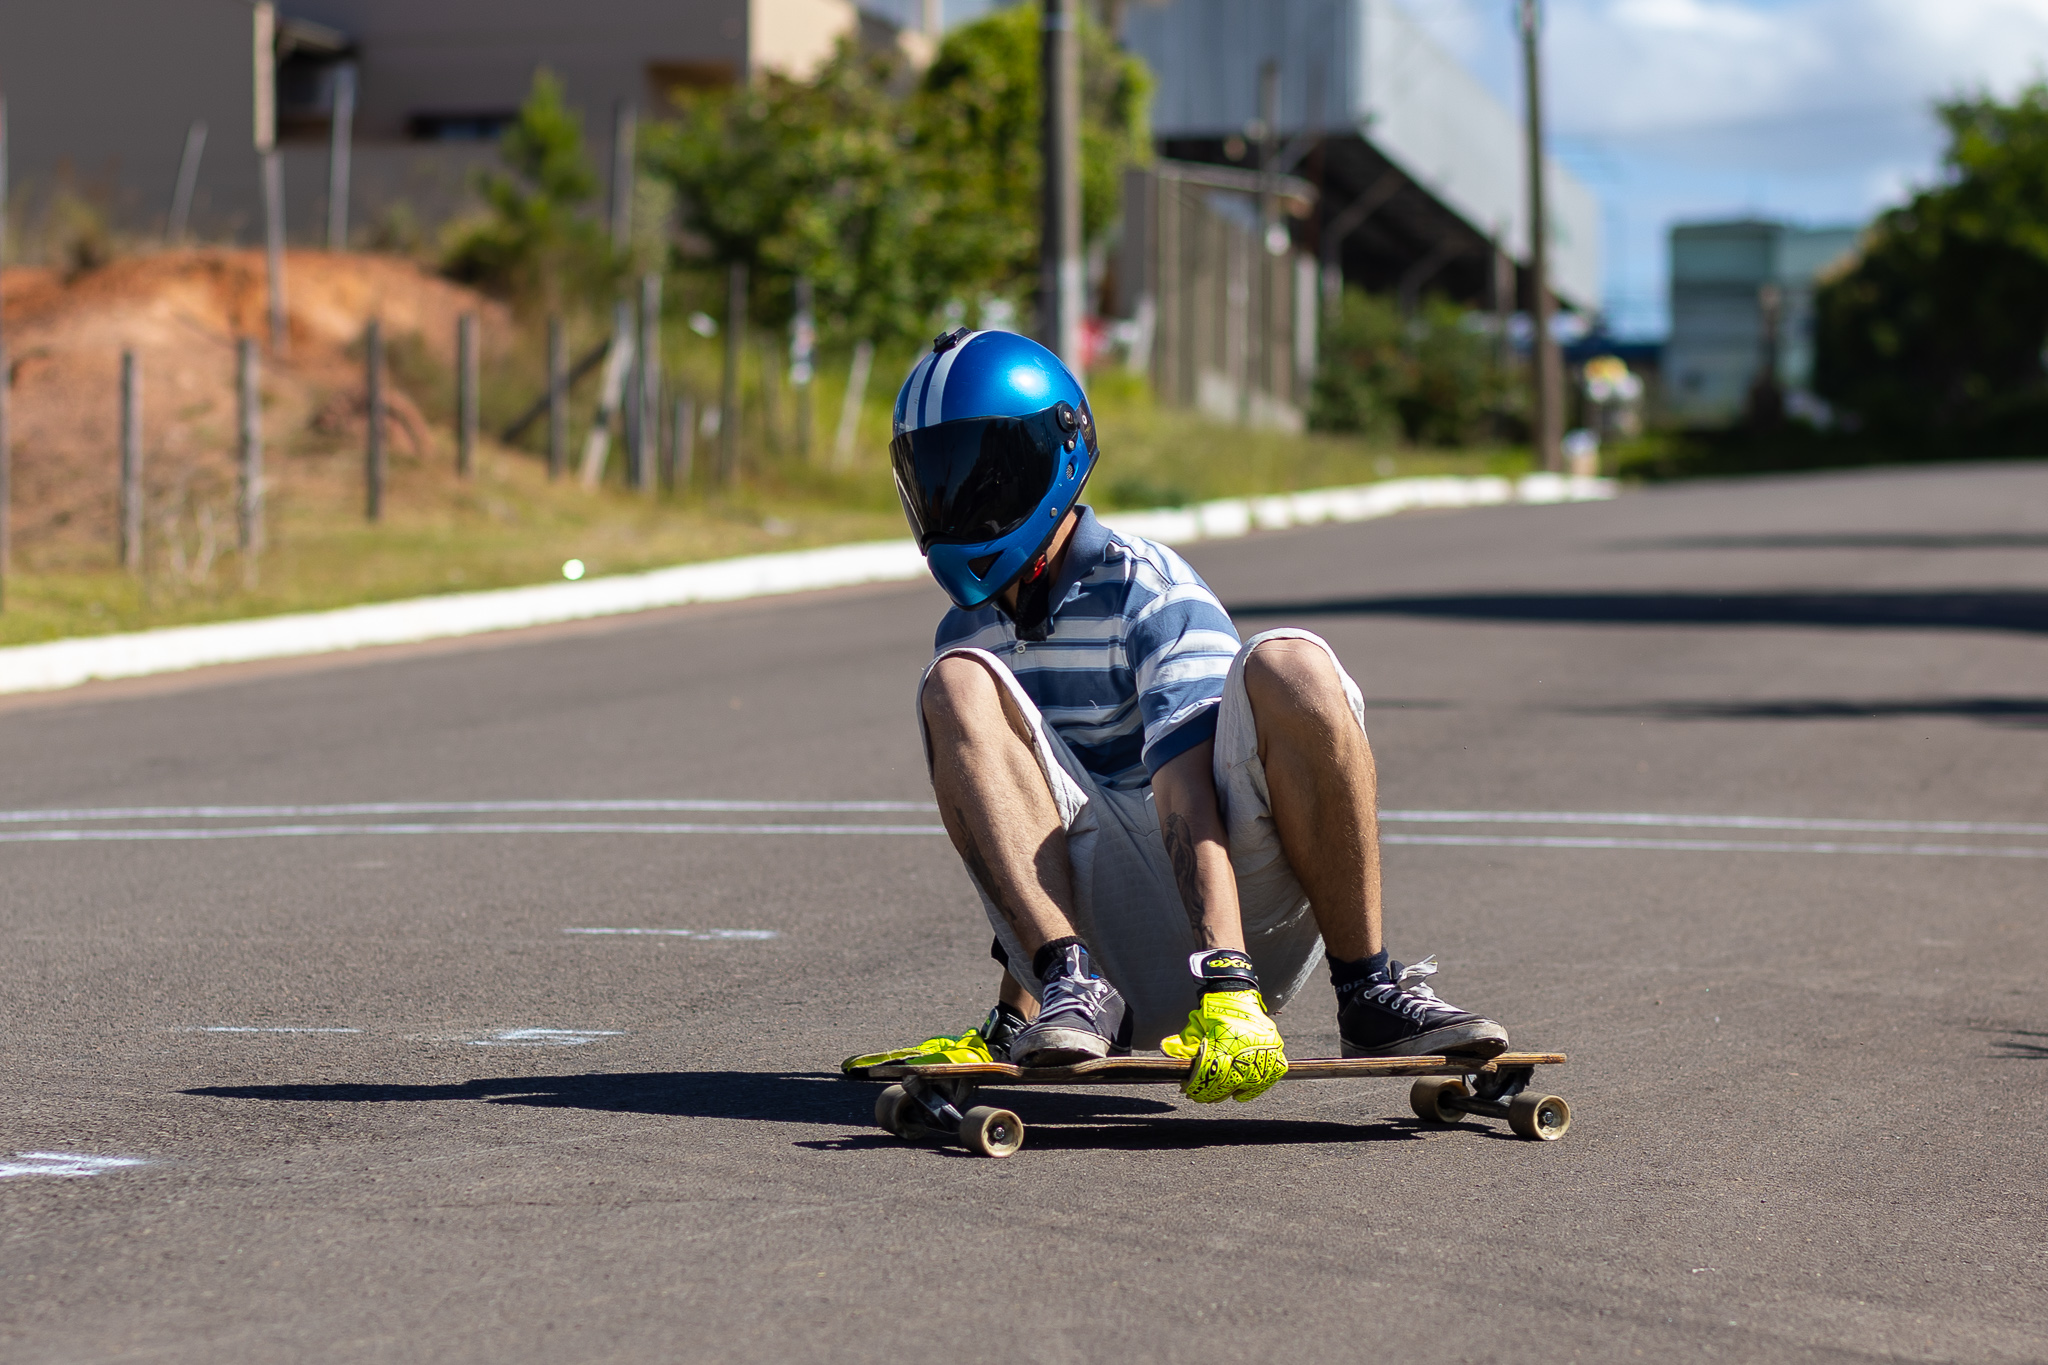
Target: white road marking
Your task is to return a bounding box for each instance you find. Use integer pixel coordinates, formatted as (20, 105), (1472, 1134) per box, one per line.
(563, 928), (779, 939)
(0, 1152), (147, 1180)
(0, 802), (2042, 858)
(194, 1026), (361, 1034)
(1382, 833), (2048, 858)
(0, 799), (931, 824)
(1379, 809), (2048, 837)
(0, 822), (944, 843)
(470, 1028), (624, 1047)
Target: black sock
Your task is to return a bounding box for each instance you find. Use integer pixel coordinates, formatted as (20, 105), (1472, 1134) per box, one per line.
(1033, 936), (1087, 981)
(1329, 950), (1391, 1008)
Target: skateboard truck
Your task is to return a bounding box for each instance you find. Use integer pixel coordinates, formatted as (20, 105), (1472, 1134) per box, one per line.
(875, 1075), (1021, 1157)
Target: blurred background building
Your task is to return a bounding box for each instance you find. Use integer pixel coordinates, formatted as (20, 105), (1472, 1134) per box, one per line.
(1663, 219), (1860, 426)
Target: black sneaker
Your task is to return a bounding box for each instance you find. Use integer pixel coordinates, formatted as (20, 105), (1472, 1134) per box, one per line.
(1338, 956), (1509, 1058)
(979, 1002), (1028, 1062)
(1011, 944), (1128, 1067)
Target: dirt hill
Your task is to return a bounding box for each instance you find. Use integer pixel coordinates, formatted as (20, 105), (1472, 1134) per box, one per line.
(1, 250), (511, 567)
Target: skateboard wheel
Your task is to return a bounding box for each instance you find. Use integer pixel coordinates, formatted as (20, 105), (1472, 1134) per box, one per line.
(957, 1106), (1025, 1158)
(1507, 1092), (1571, 1141)
(875, 1084), (910, 1136)
(1409, 1076), (1469, 1124)
(877, 1084), (932, 1141)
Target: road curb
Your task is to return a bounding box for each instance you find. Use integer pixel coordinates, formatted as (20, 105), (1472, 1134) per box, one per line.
(0, 473), (1615, 696)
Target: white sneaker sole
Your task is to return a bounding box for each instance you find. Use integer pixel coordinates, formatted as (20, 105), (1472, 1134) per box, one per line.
(1010, 1025), (1112, 1067)
(1342, 1021), (1509, 1059)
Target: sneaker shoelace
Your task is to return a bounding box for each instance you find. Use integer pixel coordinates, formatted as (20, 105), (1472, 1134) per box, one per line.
(1036, 970), (1111, 1023)
(1365, 956), (1460, 1023)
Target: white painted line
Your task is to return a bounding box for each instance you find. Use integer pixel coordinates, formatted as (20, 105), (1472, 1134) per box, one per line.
(0, 799), (934, 825)
(0, 474), (1614, 696)
(0, 821), (946, 843)
(0, 1152), (148, 1180)
(1379, 809), (2048, 837)
(194, 1026), (361, 1034)
(563, 928), (779, 939)
(469, 1028), (624, 1047)
(1381, 833), (2048, 859)
(5, 802), (2036, 838)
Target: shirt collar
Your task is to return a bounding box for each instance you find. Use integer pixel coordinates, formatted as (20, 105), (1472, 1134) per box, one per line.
(1048, 506), (1112, 618)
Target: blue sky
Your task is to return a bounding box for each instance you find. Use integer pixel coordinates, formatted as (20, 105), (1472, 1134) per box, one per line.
(1394, 0), (2048, 338)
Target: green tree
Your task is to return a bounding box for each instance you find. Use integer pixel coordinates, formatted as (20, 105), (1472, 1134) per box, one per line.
(909, 3), (1152, 319)
(645, 44), (923, 345)
(442, 71), (613, 309)
(1815, 86), (2048, 447)
(1312, 290), (1511, 446)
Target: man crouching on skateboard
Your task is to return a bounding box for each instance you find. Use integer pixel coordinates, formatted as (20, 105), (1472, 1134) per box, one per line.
(849, 329), (1507, 1103)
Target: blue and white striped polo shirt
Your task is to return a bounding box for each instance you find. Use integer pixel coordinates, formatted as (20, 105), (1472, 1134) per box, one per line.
(933, 507), (1241, 789)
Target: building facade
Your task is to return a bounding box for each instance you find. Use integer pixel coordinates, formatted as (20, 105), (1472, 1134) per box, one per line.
(1664, 219), (1860, 426)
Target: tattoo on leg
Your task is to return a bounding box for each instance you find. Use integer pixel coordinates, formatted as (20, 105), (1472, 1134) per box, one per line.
(1163, 811), (1215, 949)
(954, 808), (1025, 933)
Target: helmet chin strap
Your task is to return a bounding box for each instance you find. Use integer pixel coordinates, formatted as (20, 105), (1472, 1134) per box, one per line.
(997, 552), (1057, 642)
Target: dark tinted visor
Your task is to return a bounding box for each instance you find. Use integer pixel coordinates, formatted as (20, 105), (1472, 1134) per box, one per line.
(890, 409), (1066, 549)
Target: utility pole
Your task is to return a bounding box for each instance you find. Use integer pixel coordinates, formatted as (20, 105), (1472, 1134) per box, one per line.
(1039, 0), (1083, 371)
(1519, 0), (1561, 473)
(255, 2), (288, 355)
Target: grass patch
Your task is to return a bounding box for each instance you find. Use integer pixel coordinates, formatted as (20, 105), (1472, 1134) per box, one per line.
(0, 363), (1531, 648)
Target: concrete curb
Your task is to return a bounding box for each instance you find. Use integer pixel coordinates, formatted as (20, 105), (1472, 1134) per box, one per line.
(0, 473), (1615, 696)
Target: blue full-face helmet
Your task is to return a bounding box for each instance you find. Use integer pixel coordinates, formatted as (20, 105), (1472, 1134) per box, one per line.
(890, 329), (1098, 611)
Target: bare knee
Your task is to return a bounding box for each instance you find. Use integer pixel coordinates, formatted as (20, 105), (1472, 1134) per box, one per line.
(1244, 637), (1352, 735)
(922, 655), (1021, 746)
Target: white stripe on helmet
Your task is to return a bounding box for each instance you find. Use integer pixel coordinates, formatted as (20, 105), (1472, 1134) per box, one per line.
(920, 330), (985, 430)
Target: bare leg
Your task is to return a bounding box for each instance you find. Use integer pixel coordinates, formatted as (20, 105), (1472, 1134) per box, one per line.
(921, 654), (1081, 957)
(1241, 638), (1383, 962)
(999, 970), (1039, 1020)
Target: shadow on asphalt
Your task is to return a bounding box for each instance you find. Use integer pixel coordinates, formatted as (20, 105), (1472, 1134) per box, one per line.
(185, 1073), (1479, 1150)
(1988, 1030), (2048, 1060)
(797, 1117), (1442, 1156)
(184, 1072), (1172, 1126)
(1575, 697), (2048, 727)
(1227, 590), (2048, 635)
(1607, 533), (2048, 553)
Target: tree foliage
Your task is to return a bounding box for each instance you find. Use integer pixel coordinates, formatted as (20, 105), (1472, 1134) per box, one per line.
(906, 4), (1151, 318)
(1311, 290), (1514, 446)
(442, 71), (613, 309)
(1815, 86), (2048, 447)
(643, 47), (922, 343)
(644, 5), (1150, 348)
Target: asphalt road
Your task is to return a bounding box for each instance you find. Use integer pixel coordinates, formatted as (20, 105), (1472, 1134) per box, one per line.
(3, 462), (2045, 1363)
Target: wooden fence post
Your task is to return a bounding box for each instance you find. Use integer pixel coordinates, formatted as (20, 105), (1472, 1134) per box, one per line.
(721, 260), (745, 485)
(364, 319), (383, 522)
(0, 91), (10, 611)
(456, 311), (478, 478)
(546, 315), (566, 481)
(671, 394), (694, 492)
(237, 338), (263, 553)
(636, 273), (660, 493)
(120, 350), (143, 571)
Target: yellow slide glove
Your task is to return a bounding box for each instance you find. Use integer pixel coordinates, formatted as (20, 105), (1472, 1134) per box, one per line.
(1160, 951), (1289, 1102)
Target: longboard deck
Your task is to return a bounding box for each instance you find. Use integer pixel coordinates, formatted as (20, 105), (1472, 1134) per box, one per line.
(854, 1050), (1566, 1085)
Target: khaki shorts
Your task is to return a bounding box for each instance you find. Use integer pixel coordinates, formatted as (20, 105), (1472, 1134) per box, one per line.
(917, 628), (1366, 1050)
